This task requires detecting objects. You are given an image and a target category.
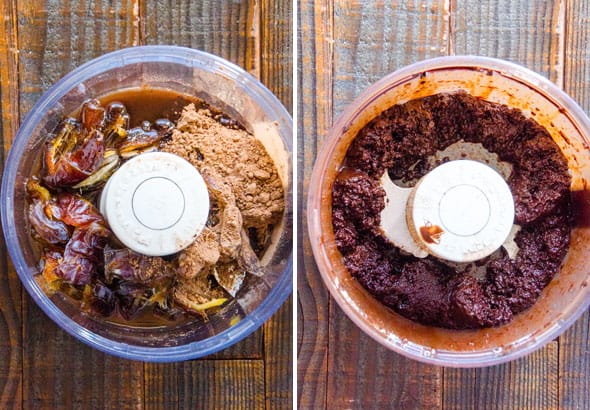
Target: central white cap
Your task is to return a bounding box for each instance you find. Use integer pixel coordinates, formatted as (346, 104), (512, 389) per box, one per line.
(100, 151), (209, 256)
(406, 160), (514, 262)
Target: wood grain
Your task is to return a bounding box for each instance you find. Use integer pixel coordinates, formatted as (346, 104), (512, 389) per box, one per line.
(559, 1), (590, 408)
(332, 0), (450, 115)
(327, 310), (442, 410)
(143, 0), (293, 110)
(0, 0), (22, 407)
(559, 311), (590, 409)
(22, 313), (144, 409)
(144, 358), (275, 410)
(443, 342), (558, 409)
(177, 360), (265, 409)
(261, 0), (293, 113)
(144, 363), (178, 409)
(0, 0), (19, 148)
(453, 0), (563, 84)
(142, 0), (257, 72)
(17, 0), (140, 117)
(563, 0), (590, 109)
(0, 249), (21, 409)
(208, 329), (263, 360)
(297, 0), (333, 407)
(264, 296), (293, 409)
(441, 365), (477, 408)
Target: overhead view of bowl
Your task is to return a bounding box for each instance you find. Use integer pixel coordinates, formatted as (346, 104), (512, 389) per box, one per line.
(1, 45), (292, 362)
(307, 56), (590, 367)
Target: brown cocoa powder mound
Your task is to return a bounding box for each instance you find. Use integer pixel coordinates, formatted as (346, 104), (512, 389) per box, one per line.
(177, 228), (220, 279)
(162, 104), (285, 232)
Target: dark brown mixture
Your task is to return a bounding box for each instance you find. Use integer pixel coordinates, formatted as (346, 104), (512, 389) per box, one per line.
(332, 91), (572, 329)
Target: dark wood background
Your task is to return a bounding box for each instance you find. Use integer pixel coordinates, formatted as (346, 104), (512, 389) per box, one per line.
(298, 1), (590, 409)
(0, 1), (293, 409)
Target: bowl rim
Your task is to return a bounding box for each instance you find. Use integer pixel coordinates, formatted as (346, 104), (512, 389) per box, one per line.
(1, 45), (293, 362)
(307, 55), (590, 367)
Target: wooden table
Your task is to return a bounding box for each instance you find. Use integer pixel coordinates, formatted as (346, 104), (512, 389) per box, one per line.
(298, 1), (590, 408)
(0, 1), (292, 409)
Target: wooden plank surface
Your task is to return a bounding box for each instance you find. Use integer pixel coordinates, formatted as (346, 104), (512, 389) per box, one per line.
(298, 0), (590, 409)
(264, 297), (293, 409)
(0, 0), (19, 147)
(0, 0), (22, 407)
(23, 334), (144, 409)
(474, 342), (558, 409)
(178, 360), (265, 409)
(147, 359), (267, 409)
(559, 3), (590, 408)
(443, 342), (559, 409)
(564, 0), (590, 109)
(17, 0), (140, 116)
(453, 0), (563, 84)
(297, 0), (333, 408)
(1, 0), (293, 409)
(332, 0), (449, 115)
(261, 0), (293, 113)
(144, 363), (178, 409)
(327, 312), (441, 410)
(559, 311), (590, 409)
(141, 0), (256, 71)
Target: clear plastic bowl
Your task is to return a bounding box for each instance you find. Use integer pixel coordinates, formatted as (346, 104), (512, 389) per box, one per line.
(308, 56), (590, 367)
(1, 46), (292, 362)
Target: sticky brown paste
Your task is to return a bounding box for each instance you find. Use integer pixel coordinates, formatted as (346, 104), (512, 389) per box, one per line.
(332, 91), (572, 329)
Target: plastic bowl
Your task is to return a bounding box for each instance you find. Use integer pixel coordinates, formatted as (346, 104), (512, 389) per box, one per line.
(1, 46), (292, 362)
(308, 56), (590, 367)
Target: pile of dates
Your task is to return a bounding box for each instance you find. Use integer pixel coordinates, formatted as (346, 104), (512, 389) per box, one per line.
(27, 99), (185, 320)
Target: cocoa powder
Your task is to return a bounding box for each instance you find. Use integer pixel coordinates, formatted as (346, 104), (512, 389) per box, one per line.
(163, 104), (285, 301)
(163, 104), (285, 232)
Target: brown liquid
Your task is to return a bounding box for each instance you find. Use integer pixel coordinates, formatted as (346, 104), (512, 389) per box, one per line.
(98, 87), (201, 126)
(419, 224), (444, 244)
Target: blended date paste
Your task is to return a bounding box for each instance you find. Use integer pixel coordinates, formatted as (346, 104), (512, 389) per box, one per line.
(332, 91), (572, 329)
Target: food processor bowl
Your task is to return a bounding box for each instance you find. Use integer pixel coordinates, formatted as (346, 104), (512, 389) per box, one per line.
(1, 46), (293, 362)
(308, 56), (590, 367)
